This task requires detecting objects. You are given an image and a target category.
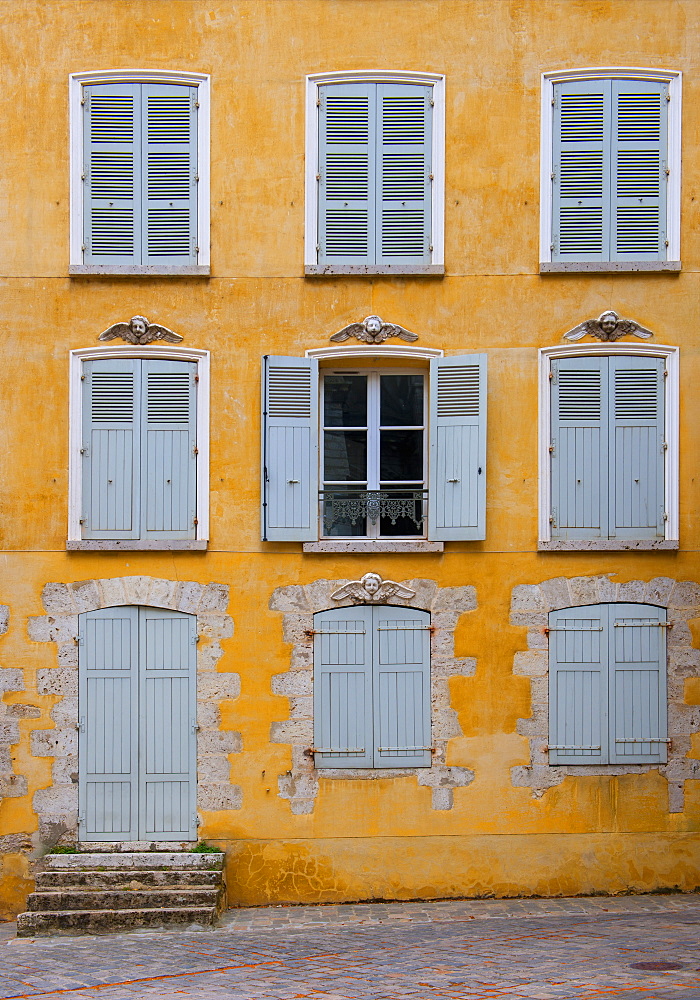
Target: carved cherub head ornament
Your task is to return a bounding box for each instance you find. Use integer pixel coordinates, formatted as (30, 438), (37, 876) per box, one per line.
(331, 572), (416, 604)
(330, 315), (419, 345)
(98, 316), (183, 345)
(564, 310), (654, 343)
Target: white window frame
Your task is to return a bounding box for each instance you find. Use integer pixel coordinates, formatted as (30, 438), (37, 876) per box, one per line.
(68, 345), (210, 547)
(69, 69), (210, 275)
(539, 67), (681, 271)
(538, 342), (679, 548)
(304, 70), (445, 275)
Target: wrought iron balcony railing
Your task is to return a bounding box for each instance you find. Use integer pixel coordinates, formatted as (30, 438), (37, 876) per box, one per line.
(320, 489), (428, 533)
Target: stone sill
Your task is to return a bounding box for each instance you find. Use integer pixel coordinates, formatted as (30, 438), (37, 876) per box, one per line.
(315, 766), (432, 777)
(303, 540), (444, 553)
(67, 539), (208, 551)
(538, 539), (679, 551)
(69, 265), (210, 276)
(305, 264), (445, 276)
(77, 841), (199, 851)
(540, 261), (681, 273)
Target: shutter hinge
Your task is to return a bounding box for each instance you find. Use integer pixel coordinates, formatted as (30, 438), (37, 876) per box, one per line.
(316, 244), (321, 252)
(195, 174), (199, 182)
(81, 173), (85, 181)
(193, 445), (199, 455)
(665, 168), (670, 176)
(551, 172), (555, 180)
(195, 245), (200, 252)
(429, 98), (434, 106)
(79, 447), (86, 455)
(663, 512), (669, 521)
(664, 369), (669, 377)
(663, 441), (668, 450)
(428, 244), (434, 251)
(549, 443), (555, 453)
(81, 244), (87, 251)
(80, 374), (86, 381)
(195, 101), (200, 108)
(665, 239), (670, 246)
(666, 92), (671, 101)
(193, 517), (199, 525)
(550, 242), (554, 251)
(78, 813), (85, 825)
(316, 98), (320, 106)
(194, 374), (200, 382)
(548, 371), (553, 380)
(79, 518), (86, 525)
(316, 173), (321, 181)
(429, 173), (434, 181)
(80, 97), (85, 106)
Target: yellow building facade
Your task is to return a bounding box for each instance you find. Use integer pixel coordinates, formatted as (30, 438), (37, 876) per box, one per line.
(1, 0), (699, 919)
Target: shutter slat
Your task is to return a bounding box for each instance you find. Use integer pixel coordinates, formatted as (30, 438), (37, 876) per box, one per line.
(428, 355), (487, 540)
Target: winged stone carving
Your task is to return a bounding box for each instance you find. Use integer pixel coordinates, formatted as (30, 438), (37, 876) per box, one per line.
(331, 572), (416, 604)
(98, 315), (183, 345)
(330, 315), (419, 345)
(563, 310), (654, 343)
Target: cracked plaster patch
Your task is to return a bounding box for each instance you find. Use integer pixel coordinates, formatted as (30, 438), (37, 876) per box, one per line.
(26, 577), (241, 850)
(269, 578), (476, 814)
(509, 575), (700, 812)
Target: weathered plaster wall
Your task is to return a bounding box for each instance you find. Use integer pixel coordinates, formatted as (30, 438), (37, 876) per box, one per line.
(1, 0), (700, 916)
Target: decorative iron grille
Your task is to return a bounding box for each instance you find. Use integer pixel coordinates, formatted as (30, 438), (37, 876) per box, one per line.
(320, 489), (428, 533)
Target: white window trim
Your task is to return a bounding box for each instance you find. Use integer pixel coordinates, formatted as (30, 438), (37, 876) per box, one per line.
(68, 346), (210, 544)
(69, 69), (211, 274)
(304, 70), (445, 275)
(538, 342), (679, 546)
(539, 67), (682, 270)
(306, 345), (443, 362)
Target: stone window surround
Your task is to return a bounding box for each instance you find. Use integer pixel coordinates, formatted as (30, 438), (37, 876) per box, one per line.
(269, 577), (477, 813)
(510, 574), (700, 813)
(22, 576), (241, 852)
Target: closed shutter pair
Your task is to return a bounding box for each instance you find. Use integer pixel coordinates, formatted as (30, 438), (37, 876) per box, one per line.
(80, 358), (197, 540)
(261, 354), (487, 542)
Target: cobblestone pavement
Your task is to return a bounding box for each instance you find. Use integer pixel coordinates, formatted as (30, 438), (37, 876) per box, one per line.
(1, 894), (700, 1000)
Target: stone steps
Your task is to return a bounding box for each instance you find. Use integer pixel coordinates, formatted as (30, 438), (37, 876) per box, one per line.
(16, 852), (226, 936)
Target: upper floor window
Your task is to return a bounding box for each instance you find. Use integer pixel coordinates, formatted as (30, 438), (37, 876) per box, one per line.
(68, 347), (210, 550)
(305, 72), (445, 275)
(261, 350), (486, 547)
(538, 344), (679, 550)
(539, 69), (681, 272)
(69, 71), (210, 275)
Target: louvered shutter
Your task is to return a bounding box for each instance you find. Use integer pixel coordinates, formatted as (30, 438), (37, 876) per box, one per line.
(142, 83), (198, 265)
(142, 359), (197, 539)
(377, 84), (432, 265)
(609, 355), (665, 539)
(373, 607), (430, 767)
(82, 358), (141, 539)
(609, 604), (667, 764)
(550, 356), (608, 540)
(611, 80), (667, 261)
(318, 83), (375, 264)
(262, 356), (319, 541)
(428, 354), (487, 541)
(552, 79), (611, 261)
(314, 607), (374, 768)
(548, 605), (607, 764)
(139, 608), (197, 840)
(84, 83), (141, 264)
(79, 607), (139, 840)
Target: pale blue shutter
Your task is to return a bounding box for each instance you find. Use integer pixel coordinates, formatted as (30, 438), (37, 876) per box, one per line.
(262, 355), (319, 541)
(314, 607), (374, 768)
(548, 605), (607, 764)
(373, 607), (430, 767)
(552, 79), (610, 261)
(79, 607), (139, 840)
(609, 604), (667, 764)
(377, 84), (432, 265)
(82, 358), (141, 539)
(550, 356), (608, 540)
(428, 354), (487, 541)
(609, 355), (665, 540)
(142, 359), (197, 539)
(143, 83), (198, 265)
(139, 608), (197, 840)
(611, 80), (667, 261)
(84, 83), (141, 264)
(318, 82), (375, 264)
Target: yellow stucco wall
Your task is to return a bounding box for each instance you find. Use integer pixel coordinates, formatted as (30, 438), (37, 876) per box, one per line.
(1, 0), (699, 918)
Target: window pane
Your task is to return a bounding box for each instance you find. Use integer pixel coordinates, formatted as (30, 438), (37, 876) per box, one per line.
(380, 429), (423, 481)
(380, 375), (423, 426)
(324, 431), (367, 481)
(324, 375), (367, 427)
(323, 487), (367, 537)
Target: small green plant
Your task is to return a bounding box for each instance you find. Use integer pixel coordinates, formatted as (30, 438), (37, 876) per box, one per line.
(49, 845), (79, 854)
(190, 842), (221, 854)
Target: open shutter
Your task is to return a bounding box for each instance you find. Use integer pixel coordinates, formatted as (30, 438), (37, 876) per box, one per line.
(552, 79), (610, 261)
(548, 605), (607, 764)
(609, 604), (667, 764)
(142, 359), (197, 539)
(428, 354), (487, 540)
(139, 608), (197, 840)
(84, 83), (141, 265)
(262, 355), (319, 541)
(82, 358), (141, 539)
(612, 80), (667, 261)
(373, 607), (430, 767)
(609, 355), (665, 539)
(314, 607), (374, 768)
(79, 607), (139, 840)
(143, 83), (198, 265)
(318, 82), (375, 265)
(377, 84), (432, 265)
(550, 355), (608, 540)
